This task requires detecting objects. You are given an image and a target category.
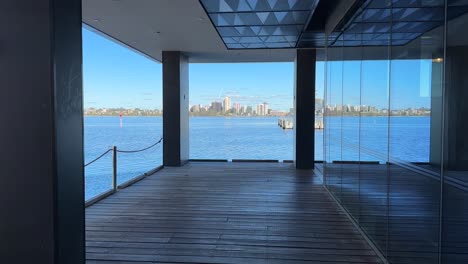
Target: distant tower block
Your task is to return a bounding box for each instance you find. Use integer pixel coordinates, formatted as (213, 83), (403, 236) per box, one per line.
(233, 102), (241, 114)
(223, 96), (231, 112)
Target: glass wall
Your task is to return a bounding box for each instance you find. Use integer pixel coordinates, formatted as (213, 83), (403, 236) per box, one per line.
(323, 0), (468, 263)
(443, 1), (468, 263)
(315, 60), (326, 162)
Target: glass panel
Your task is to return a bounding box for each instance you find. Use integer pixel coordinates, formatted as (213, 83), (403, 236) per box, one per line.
(315, 59), (326, 163)
(442, 1), (468, 263)
(323, 1), (468, 263)
(340, 35), (362, 218)
(360, 60), (389, 163)
(324, 37), (344, 201)
(387, 1), (445, 263)
(358, 15), (390, 254)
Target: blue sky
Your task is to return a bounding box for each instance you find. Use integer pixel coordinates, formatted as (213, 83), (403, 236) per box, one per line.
(83, 28), (163, 110)
(83, 28), (299, 111)
(83, 27), (430, 111)
(190, 63), (296, 111)
(327, 59), (431, 109)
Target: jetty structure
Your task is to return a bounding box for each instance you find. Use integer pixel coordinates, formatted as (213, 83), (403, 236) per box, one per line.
(278, 118), (294, 129)
(278, 117), (324, 130)
(315, 118), (324, 129)
(4, 1), (468, 264)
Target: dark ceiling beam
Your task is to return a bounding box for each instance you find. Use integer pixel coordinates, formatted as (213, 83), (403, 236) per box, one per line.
(324, 0), (360, 35)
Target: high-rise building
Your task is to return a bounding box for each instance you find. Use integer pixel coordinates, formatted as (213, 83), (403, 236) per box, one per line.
(233, 102), (241, 114)
(246, 106), (253, 115)
(256, 104), (265, 116)
(256, 103), (268, 116)
(211, 101), (222, 112)
(223, 96), (231, 112)
(263, 102), (269, 116)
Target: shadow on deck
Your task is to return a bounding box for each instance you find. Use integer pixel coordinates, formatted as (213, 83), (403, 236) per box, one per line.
(86, 162), (382, 264)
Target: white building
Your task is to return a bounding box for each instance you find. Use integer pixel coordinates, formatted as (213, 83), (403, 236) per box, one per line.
(233, 102), (241, 114)
(256, 102), (269, 116)
(223, 96), (231, 112)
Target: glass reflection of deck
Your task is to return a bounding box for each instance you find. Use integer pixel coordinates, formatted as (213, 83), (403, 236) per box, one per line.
(320, 163), (468, 264)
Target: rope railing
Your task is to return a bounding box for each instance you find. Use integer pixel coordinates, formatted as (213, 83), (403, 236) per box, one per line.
(83, 137), (163, 167)
(84, 149), (112, 167)
(117, 137), (163, 153)
(84, 137), (163, 196)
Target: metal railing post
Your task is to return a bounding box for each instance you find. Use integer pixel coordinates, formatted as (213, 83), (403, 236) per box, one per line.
(112, 146), (117, 192)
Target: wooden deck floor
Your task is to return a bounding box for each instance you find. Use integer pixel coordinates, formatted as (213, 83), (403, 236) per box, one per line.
(86, 162), (382, 264)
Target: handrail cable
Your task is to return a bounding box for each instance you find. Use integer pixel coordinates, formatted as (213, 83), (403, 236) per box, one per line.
(83, 137), (163, 167)
(84, 137), (163, 204)
(116, 137), (163, 153)
(84, 149), (112, 167)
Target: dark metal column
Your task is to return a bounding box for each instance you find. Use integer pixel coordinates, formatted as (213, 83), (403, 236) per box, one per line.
(294, 49), (316, 169)
(162, 51), (189, 166)
(0, 0), (84, 263)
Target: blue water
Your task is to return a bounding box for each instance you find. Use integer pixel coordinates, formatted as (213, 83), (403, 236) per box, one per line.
(84, 116), (163, 200)
(190, 117), (298, 160)
(84, 116), (430, 200)
(325, 116), (430, 163)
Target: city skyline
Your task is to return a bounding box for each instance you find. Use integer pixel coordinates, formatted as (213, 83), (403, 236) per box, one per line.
(83, 28), (431, 112)
(84, 99), (430, 117)
(190, 98), (275, 116)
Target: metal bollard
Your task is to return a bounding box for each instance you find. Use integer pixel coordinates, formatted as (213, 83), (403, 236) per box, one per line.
(112, 146), (117, 192)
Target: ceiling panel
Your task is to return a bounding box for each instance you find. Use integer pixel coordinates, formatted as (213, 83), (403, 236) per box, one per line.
(200, 0), (319, 49)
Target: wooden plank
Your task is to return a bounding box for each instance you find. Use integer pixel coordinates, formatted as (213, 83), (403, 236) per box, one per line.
(86, 162), (382, 263)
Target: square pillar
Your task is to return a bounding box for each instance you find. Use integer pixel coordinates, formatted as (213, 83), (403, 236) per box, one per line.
(162, 51), (189, 166)
(0, 0), (84, 263)
(294, 49), (316, 169)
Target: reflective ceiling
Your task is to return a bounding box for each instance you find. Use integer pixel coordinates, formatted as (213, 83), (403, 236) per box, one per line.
(199, 0), (319, 49)
(200, 0), (468, 49)
(332, 0), (447, 47)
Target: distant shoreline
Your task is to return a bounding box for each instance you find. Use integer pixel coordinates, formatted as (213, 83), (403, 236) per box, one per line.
(84, 115), (430, 118)
(83, 115), (287, 118)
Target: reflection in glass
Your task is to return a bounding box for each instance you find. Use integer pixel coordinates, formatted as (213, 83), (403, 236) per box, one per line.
(442, 1), (468, 263)
(321, 1), (468, 263)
